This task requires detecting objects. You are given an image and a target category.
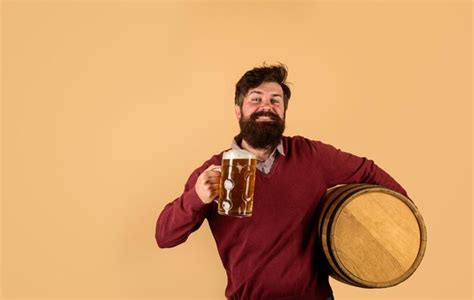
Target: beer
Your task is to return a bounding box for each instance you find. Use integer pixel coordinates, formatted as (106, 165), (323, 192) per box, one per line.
(218, 150), (257, 217)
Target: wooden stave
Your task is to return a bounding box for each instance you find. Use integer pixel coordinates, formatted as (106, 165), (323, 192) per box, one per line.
(319, 184), (378, 287)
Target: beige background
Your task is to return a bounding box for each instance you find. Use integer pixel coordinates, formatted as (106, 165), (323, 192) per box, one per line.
(1, 1), (472, 300)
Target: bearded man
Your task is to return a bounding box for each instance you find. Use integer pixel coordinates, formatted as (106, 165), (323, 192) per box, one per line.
(156, 64), (408, 300)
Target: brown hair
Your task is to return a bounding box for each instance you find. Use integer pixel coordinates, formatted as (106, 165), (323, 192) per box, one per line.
(234, 63), (291, 110)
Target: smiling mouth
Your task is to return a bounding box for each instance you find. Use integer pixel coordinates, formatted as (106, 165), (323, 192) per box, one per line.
(256, 116), (275, 122)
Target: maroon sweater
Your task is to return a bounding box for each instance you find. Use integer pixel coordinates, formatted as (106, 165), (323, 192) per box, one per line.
(156, 136), (408, 300)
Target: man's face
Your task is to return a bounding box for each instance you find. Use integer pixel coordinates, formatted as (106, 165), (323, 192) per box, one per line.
(235, 81), (286, 122)
(235, 82), (286, 150)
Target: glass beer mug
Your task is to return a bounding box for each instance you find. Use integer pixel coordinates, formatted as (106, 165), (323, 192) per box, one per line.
(218, 149), (257, 217)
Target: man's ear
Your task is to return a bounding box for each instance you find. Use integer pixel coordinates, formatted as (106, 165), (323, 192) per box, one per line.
(234, 105), (242, 120)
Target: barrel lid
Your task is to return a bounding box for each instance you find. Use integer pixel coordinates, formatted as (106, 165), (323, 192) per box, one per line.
(319, 184), (427, 288)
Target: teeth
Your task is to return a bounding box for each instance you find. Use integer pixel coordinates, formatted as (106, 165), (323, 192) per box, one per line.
(253, 114), (276, 122)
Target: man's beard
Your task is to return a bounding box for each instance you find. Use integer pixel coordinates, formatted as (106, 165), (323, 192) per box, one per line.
(238, 110), (285, 150)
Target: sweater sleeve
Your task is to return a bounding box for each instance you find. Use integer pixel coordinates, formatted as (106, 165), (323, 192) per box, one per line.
(155, 165), (214, 248)
(315, 141), (409, 197)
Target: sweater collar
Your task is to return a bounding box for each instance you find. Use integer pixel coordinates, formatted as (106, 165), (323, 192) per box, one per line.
(230, 136), (286, 157)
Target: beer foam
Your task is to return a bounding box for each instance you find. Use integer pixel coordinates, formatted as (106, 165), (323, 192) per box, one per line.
(223, 149), (256, 160)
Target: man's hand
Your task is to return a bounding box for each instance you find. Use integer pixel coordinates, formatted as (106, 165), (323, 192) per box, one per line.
(195, 164), (221, 204)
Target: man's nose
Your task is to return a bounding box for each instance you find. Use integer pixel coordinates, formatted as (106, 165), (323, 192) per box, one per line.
(258, 98), (273, 111)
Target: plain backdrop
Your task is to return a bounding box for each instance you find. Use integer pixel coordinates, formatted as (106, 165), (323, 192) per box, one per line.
(1, 1), (472, 300)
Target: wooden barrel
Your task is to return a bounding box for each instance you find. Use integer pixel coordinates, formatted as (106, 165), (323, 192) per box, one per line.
(317, 184), (427, 288)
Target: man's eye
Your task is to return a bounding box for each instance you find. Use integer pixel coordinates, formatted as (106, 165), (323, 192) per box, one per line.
(271, 99), (281, 104)
(251, 98), (261, 102)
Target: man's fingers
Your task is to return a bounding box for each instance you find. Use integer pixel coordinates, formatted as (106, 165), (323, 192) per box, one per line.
(206, 173), (221, 181)
(196, 165), (222, 203)
(209, 169), (221, 176)
(205, 164), (221, 172)
(205, 183), (220, 192)
(204, 166), (221, 181)
(204, 164), (221, 176)
(206, 184), (220, 197)
(209, 183), (220, 189)
(205, 177), (221, 184)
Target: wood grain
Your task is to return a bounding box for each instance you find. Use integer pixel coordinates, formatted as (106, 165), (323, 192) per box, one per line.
(318, 184), (427, 288)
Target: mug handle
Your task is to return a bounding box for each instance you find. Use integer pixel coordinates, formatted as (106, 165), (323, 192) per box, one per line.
(212, 166), (222, 203)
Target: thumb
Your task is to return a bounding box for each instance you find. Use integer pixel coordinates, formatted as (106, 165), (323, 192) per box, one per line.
(206, 164), (221, 172)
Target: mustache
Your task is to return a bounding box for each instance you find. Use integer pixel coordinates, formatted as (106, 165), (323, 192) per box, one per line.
(250, 111), (281, 122)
